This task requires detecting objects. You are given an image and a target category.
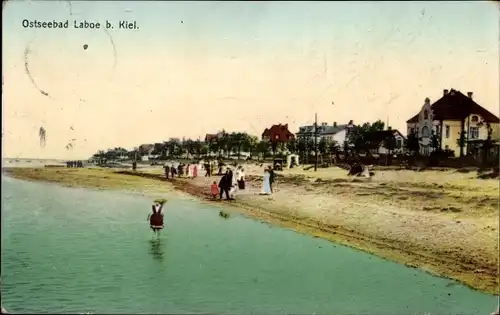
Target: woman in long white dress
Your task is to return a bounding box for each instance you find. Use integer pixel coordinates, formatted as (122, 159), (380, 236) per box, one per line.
(262, 169), (272, 195)
(230, 168), (239, 198)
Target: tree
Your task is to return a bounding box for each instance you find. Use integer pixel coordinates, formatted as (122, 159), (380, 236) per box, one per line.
(166, 138), (181, 157)
(478, 121), (495, 165)
(217, 131), (231, 158)
(183, 139), (197, 158)
(256, 141), (270, 160)
(127, 148), (139, 161)
(193, 140), (207, 158)
(347, 120), (385, 157)
(229, 132), (246, 159)
(381, 133), (397, 165)
(342, 141), (351, 157)
(244, 135), (259, 158)
(456, 131), (468, 156)
(93, 150), (105, 159)
(297, 137), (308, 162)
(383, 133), (397, 156)
(270, 140), (279, 157)
(430, 130), (440, 152)
(405, 131), (420, 155)
(151, 143), (165, 158)
(318, 137), (330, 164)
(207, 138), (219, 157)
(286, 138), (297, 154)
(328, 140), (340, 162)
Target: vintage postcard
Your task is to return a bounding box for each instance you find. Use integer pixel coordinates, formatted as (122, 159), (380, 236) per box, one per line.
(2, 1), (499, 314)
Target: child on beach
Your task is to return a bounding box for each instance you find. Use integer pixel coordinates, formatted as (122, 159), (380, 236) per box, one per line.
(210, 181), (219, 200)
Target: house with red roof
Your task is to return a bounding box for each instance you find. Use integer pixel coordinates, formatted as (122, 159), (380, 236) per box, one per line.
(262, 123), (295, 143)
(204, 131), (227, 143)
(406, 89), (500, 156)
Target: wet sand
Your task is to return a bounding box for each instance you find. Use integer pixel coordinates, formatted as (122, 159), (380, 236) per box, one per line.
(3, 165), (498, 294)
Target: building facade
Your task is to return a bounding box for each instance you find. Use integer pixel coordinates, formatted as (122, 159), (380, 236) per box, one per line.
(367, 129), (406, 155)
(296, 120), (355, 146)
(262, 123), (295, 142)
(406, 89), (500, 156)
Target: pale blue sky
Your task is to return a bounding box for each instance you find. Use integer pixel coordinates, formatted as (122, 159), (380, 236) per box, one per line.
(2, 1), (499, 158)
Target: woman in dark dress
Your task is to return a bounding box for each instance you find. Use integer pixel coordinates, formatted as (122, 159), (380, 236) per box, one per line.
(148, 203), (164, 234)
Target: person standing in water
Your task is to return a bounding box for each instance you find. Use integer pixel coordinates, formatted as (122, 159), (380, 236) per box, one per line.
(147, 202), (164, 235)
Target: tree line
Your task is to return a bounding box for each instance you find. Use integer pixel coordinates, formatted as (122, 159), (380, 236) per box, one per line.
(91, 120), (409, 163)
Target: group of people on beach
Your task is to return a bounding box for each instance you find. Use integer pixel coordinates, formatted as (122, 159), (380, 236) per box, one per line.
(160, 159), (276, 199)
(163, 162), (199, 179)
(212, 166), (246, 200)
(66, 160), (83, 168)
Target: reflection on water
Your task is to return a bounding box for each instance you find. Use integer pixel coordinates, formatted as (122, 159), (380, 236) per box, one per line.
(1, 176), (497, 315)
(148, 238), (165, 261)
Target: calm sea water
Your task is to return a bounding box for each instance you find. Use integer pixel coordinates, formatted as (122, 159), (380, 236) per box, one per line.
(1, 175), (497, 314)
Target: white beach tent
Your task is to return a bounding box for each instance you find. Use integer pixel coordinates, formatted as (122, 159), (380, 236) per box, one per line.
(285, 154), (300, 169)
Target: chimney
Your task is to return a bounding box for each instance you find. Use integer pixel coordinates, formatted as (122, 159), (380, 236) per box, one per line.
(284, 124), (288, 129)
(467, 92), (473, 99)
(388, 126), (392, 130)
(424, 97), (430, 105)
(333, 121), (337, 127)
(450, 89), (455, 96)
(443, 89), (449, 96)
(348, 120), (353, 125)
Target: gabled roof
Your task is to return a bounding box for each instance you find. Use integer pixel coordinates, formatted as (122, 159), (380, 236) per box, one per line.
(205, 134), (218, 142)
(321, 124), (348, 135)
(262, 124), (293, 136)
(138, 144), (154, 153)
(407, 89), (500, 123)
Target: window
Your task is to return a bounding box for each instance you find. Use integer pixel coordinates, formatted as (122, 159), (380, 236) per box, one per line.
(275, 135), (279, 140)
(445, 125), (450, 138)
(471, 115), (478, 122)
(421, 126), (430, 137)
(396, 139), (402, 148)
(409, 128), (414, 135)
(469, 127), (479, 140)
(423, 110), (429, 120)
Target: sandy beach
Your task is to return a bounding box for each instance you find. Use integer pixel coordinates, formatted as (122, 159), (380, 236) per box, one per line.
(3, 164), (498, 294)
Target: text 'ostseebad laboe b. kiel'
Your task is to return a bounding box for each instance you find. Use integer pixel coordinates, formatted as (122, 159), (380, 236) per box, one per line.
(21, 19), (139, 30)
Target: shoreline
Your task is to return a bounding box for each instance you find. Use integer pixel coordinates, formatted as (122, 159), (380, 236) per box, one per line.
(2, 166), (498, 295)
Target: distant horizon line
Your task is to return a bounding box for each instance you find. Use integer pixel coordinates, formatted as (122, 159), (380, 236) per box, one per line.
(2, 156), (88, 161)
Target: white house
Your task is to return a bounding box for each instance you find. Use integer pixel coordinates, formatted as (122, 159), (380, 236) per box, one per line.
(320, 121), (355, 146)
(377, 130), (406, 154)
(138, 143), (155, 161)
(296, 120), (355, 147)
(367, 129), (406, 155)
